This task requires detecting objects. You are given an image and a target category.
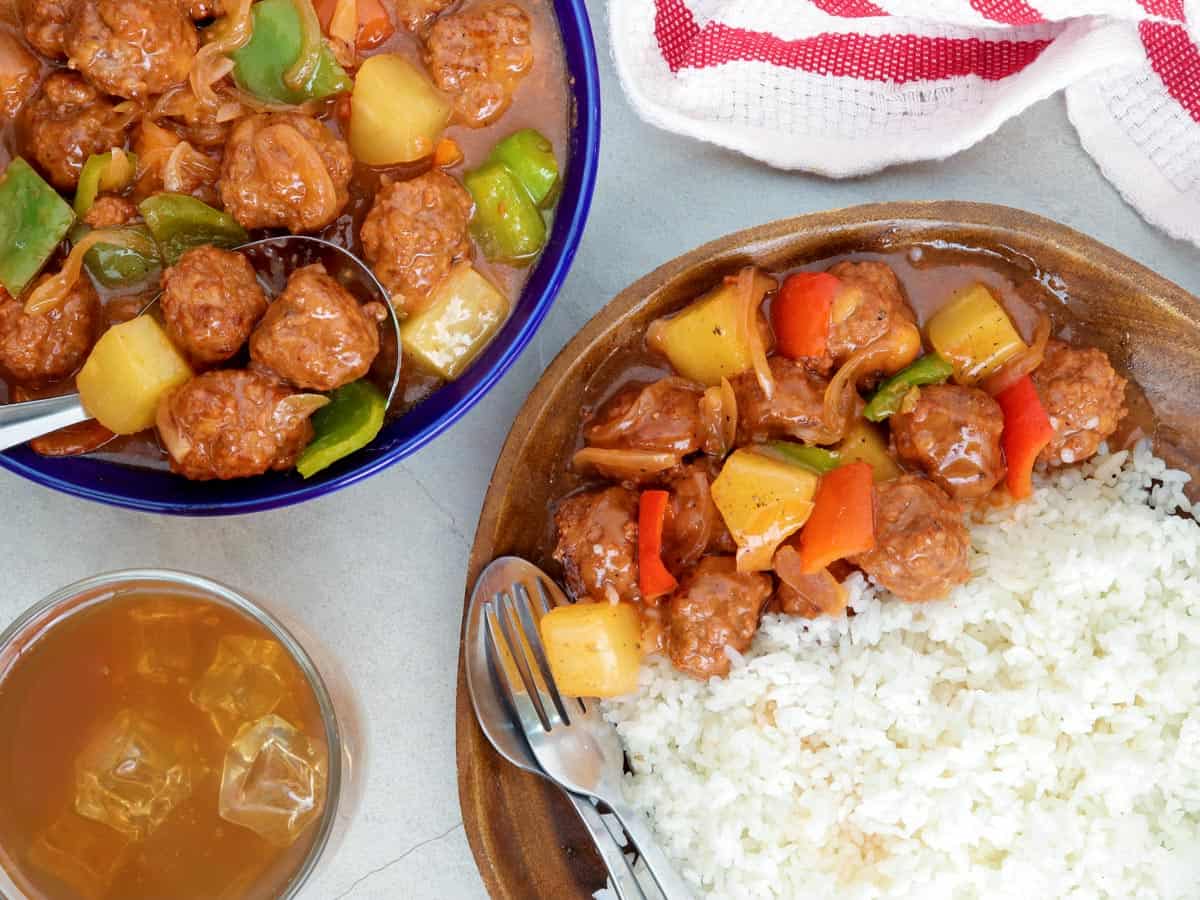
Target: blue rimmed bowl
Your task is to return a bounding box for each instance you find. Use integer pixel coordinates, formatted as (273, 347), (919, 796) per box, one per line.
(0, 1), (601, 516)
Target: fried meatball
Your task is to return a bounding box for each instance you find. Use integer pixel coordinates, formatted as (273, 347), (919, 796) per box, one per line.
(394, 0), (454, 32)
(731, 356), (831, 444)
(359, 171), (472, 314)
(662, 461), (734, 571)
(552, 486), (640, 603)
(424, 2), (533, 127)
(0, 30), (39, 124)
(0, 280), (98, 385)
(1033, 339), (1127, 467)
(584, 378), (704, 456)
(851, 475), (970, 603)
(250, 264), (386, 392)
(667, 557), (772, 679)
(156, 369), (316, 480)
(825, 261), (916, 368)
(18, 0), (73, 58)
(82, 195), (138, 229)
(219, 113), (353, 233)
(65, 0), (195, 99)
(21, 72), (130, 191)
(891, 384), (1006, 500)
(161, 246), (269, 367)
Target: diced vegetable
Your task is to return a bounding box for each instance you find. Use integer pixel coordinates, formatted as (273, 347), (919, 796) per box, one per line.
(798, 462), (876, 574)
(863, 354), (954, 422)
(539, 602), (642, 698)
(464, 161), (546, 263)
(645, 271), (776, 387)
(836, 418), (902, 483)
(73, 150), (138, 217)
(295, 380), (387, 479)
(711, 448), (818, 572)
(995, 374), (1054, 500)
(230, 0), (353, 105)
(315, 0), (394, 49)
(400, 263), (509, 380)
(771, 271), (841, 360)
(926, 283), (1027, 385)
(638, 490), (677, 600)
(487, 129), (559, 207)
(761, 441), (841, 474)
(77, 317), (194, 435)
(573, 447), (680, 482)
(138, 194), (247, 266)
(349, 54), (451, 166)
(0, 158), (76, 297)
(72, 224), (162, 289)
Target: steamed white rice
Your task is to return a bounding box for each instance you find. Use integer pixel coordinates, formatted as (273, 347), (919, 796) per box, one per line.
(602, 444), (1200, 899)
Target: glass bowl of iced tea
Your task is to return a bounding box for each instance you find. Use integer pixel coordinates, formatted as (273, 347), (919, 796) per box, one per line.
(0, 570), (350, 900)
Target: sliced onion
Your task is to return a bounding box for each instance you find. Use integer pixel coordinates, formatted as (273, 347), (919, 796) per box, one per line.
(24, 230), (156, 315)
(191, 0), (254, 107)
(774, 545), (849, 618)
(155, 399), (190, 463)
(818, 321), (922, 445)
(285, 0), (324, 93)
(982, 311), (1051, 396)
(163, 141), (220, 193)
(276, 393), (331, 425)
(328, 0), (357, 44)
(230, 86), (323, 115)
(729, 266), (775, 400)
(572, 447), (680, 482)
(253, 122), (336, 219)
(699, 376), (738, 457)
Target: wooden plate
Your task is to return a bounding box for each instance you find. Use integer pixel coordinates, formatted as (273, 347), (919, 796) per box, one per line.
(456, 202), (1200, 899)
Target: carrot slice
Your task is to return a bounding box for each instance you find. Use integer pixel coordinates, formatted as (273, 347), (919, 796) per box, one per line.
(771, 272), (841, 360)
(798, 462), (876, 574)
(638, 490), (678, 600)
(996, 374), (1054, 500)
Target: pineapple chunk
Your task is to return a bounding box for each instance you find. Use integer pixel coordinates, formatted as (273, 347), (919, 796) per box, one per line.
(711, 448), (818, 572)
(400, 264), (509, 380)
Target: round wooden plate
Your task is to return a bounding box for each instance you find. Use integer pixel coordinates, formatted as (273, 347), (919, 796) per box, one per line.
(456, 202), (1200, 899)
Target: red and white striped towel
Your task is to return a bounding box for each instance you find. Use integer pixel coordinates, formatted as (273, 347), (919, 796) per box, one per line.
(609, 0), (1200, 245)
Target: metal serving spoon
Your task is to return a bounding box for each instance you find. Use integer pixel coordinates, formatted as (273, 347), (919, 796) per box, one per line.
(0, 235), (402, 454)
(466, 557), (652, 900)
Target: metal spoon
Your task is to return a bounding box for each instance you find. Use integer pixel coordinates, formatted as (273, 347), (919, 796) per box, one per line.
(466, 556), (651, 900)
(0, 235), (402, 454)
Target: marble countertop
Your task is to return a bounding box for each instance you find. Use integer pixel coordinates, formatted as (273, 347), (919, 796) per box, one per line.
(4, 3), (1200, 898)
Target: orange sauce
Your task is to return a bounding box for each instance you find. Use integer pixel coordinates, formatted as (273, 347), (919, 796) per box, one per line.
(0, 592), (328, 900)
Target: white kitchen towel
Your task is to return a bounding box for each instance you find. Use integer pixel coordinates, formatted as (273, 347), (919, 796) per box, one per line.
(609, 0), (1200, 245)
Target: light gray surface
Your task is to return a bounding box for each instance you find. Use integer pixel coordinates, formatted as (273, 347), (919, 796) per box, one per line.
(4, 4), (1200, 898)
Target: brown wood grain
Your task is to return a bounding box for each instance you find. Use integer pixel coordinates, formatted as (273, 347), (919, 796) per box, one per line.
(456, 203), (1200, 899)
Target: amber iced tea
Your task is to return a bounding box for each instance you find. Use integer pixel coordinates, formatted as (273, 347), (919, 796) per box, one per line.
(0, 575), (338, 900)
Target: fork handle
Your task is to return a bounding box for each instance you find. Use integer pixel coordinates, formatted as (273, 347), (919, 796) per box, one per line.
(569, 794), (649, 900)
(604, 800), (693, 900)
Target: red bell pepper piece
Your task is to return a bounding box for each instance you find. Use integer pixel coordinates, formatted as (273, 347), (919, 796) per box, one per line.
(638, 490), (678, 601)
(996, 374), (1054, 500)
(771, 272), (842, 360)
(314, 0), (395, 50)
(798, 462), (876, 574)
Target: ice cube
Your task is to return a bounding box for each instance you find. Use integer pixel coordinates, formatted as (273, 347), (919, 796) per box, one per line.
(130, 599), (198, 682)
(26, 811), (133, 900)
(74, 709), (196, 841)
(219, 714), (328, 847)
(190, 635), (289, 738)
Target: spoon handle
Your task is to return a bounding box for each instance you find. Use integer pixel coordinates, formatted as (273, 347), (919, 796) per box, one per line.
(0, 394), (90, 452)
(568, 793), (649, 900)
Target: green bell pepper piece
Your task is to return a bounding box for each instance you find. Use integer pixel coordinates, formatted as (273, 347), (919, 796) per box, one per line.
(296, 380), (387, 479)
(230, 0), (354, 105)
(763, 442), (841, 475)
(464, 161), (546, 264)
(863, 354), (955, 422)
(487, 129), (560, 208)
(74, 150), (139, 217)
(138, 193), (248, 266)
(71, 224), (163, 289)
(0, 158), (76, 297)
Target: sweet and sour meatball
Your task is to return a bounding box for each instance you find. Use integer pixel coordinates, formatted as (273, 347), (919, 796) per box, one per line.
(21, 72), (131, 191)
(0, 29), (39, 124)
(161, 246), (269, 367)
(552, 486), (640, 603)
(424, 2), (533, 127)
(1033, 339), (1127, 467)
(851, 475), (970, 602)
(891, 384), (1006, 500)
(825, 260), (916, 368)
(250, 264), (385, 392)
(18, 0), (72, 58)
(360, 171), (473, 315)
(81, 195), (138, 228)
(66, 0), (196, 99)
(731, 356), (831, 444)
(156, 369), (316, 480)
(667, 556), (772, 679)
(0, 280), (98, 385)
(584, 378), (704, 455)
(219, 113), (353, 233)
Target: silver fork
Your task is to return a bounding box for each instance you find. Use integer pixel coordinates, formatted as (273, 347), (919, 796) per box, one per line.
(485, 581), (694, 900)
